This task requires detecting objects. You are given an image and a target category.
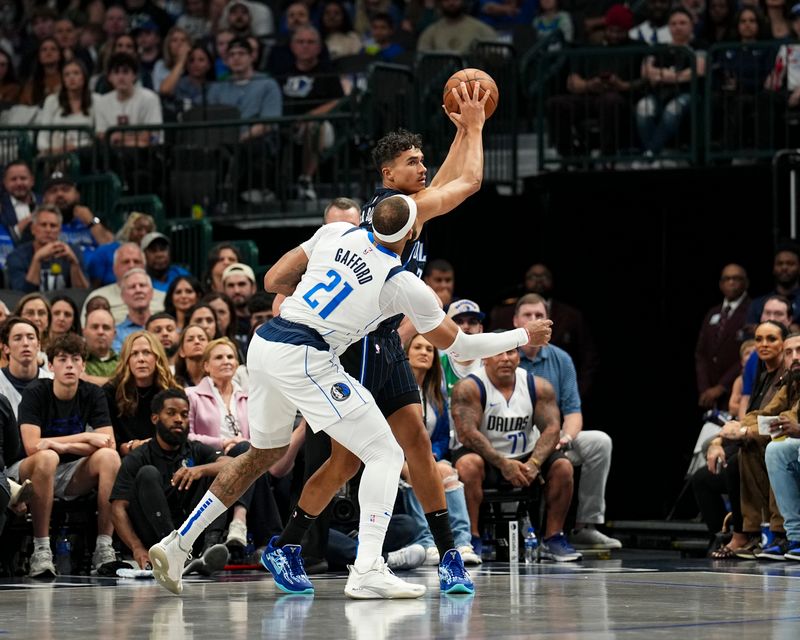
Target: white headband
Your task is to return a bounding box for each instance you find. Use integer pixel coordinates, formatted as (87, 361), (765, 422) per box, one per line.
(373, 195), (418, 243)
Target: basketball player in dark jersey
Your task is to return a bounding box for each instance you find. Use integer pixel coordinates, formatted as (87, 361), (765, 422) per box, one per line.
(273, 82), (491, 593)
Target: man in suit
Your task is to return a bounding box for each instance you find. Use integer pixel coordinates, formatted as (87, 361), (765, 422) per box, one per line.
(0, 161), (41, 277)
(695, 263), (750, 411)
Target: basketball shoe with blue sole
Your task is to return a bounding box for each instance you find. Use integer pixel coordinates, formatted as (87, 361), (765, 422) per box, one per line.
(439, 549), (474, 594)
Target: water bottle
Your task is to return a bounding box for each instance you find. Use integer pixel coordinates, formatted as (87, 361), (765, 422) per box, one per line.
(55, 528), (71, 575)
(524, 527), (538, 564)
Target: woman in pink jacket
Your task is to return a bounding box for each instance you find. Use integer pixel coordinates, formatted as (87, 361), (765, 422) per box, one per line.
(186, 337), (251, 549)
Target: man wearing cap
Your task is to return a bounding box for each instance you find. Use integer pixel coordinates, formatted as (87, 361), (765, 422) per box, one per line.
(141, 232), (190, 292)
(113, 268), (156, 353)
(7, 204), (89, 293)
(441, 299), (485, 395)
(223, 263), (257, 353)
(124, 0), (173, 41)
(133, 20), (162, 90)
(42, 172), (114, 256)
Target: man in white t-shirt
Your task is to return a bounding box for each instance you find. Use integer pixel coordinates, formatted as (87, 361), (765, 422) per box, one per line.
(95, 52), (163, 147)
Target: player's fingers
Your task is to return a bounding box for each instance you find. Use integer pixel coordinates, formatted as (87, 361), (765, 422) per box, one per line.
(451, 85), (464, 104)
(471, 80), (480, 100)
(479, 86), (491, 105)
(459, 81), (471, 101)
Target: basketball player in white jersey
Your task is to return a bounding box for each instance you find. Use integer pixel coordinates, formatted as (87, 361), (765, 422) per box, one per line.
(450, 347), (583, 562)
(149, 195), (553, 598)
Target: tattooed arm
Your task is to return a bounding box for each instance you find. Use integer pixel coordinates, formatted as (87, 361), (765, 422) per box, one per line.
(451, 377), (509, 472)
(525, 377), (562, 481)
(264, 246), (309, 296)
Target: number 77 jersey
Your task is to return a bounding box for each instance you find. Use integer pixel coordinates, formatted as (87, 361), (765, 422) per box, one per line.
(279, 222), (442, 356)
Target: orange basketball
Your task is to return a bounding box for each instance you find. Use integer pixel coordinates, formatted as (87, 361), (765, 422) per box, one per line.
(442, 68), (499, 120)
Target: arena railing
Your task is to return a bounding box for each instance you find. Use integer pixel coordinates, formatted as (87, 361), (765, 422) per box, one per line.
(704, 41), (784, 164)
(100, 112), (357, 221)
(0, 125), (97, 180)
(533, 44), (701, 169)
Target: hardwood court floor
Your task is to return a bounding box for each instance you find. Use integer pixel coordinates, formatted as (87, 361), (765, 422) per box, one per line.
(2, 550), (800, 639)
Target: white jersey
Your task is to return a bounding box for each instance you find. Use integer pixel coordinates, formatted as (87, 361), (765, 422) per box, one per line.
(470, 367), (540, 460)
(278, 222), (445, 356)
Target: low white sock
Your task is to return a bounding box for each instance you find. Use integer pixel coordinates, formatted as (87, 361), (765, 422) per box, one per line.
(34, 537), (50, 552)
(96, 534), (113, 548)
(177, 490), (227, 549)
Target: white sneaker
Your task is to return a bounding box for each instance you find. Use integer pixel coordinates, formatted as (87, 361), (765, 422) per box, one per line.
(225, 520), (248, 548)
(344, 557), (427, 599)
(29, 548), (56, 578)
(569, 527), (622, 550)
(424, 547), (440, 566)
(92, 544), (118, 570)
(150, 531), (192, 595)
(387, 543), (425, 571)
(8, 478), (33, 508)
(457, 544), (482, 565)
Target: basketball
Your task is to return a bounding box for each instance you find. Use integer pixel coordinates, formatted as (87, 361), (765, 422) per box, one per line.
(442, 68), (499, 120)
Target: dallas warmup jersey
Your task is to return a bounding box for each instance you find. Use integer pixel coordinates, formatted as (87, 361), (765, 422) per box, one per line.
(362, 187), (428, 331)
(278, 222), (445, 356)
(467, 367), (540, 460)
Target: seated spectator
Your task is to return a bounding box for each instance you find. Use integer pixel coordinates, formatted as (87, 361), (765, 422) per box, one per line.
(82, 242), (167, 324)
(109, 388), (230, 572)
(266, 2), (314, 77)
(766, 8), (800, 133)
(163, 45), (216, 108)
(18, 7), (58, 80)
(113, 268), (158, 353)
(321, 0), (364, 60)
(6, 204), (89, 293)
(745, 243), (800, 329)
(533, 0), (574, 43)
(19, 37), (63, 106)
(124, 0), (174, 37)
(202, 242), (242, 293)
(0, 48), (20, 104)
(220, 0), (275, 38)
(451, 347), (582, 562)
(441, 300), (486, 394)
(546, 5), (639, 162)
(133, 20), (163, 90)
(103, 6), (132, 43)
(154, 26), (192, 94)
(207, 36), (282, 139)
(0, 317), (53, 417)
(246, 290), (274, 337)
(177, 0), (213, 41)
(36, 60), (99, 157)
(186, 302), (222, 341)
(41, 172), (115, 256)
(186, 338), (253, 547)
(698, 0), (737, 44)
(92, 33), (138, 94)
(7, 334), (121, 577)
(141, 232), (190, 293)
(418, 0), (497, 54)
(105, 330), (180, 457)
(630, 0), (672, 43)
(14, 294), (52, 356)
(514, 295), (620, 550)
(766, 0), (792, 40)
(165, 276), (204, 330)
(703, 321), (790, 558)
(145, 312), (180, 367)
(49, 296), (81, 344)
(423, 259), (455, 309)
(477, 0), (537, 35)
(86, 212), (156, 288)
(354, 0), (403, 38)
(53, 17), (94, 72)
(95, 52), (163, 147)
(83, 308), (119, 386)
(0, 160), (40, 275)
(174, 324), (210, 387)
(636, 8), (706, 162)
(222, 263), (257, 353)
(363, 13), (406, 62)
(730, 339), (758, 420)
(402, 333), (480, 565)
(0, 394), (30, 539)
(277, 25), (345, 200)
(203, 292), (238, 344)
(211, 28), (234, 81)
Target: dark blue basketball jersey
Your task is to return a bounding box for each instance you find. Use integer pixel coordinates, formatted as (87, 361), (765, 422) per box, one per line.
(361, 187), (428, 331)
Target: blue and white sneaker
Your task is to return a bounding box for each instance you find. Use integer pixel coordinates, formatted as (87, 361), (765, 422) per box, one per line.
(784, 540), (800, 561)
(540, 533), (583, 562)
(756, 538), (789, 560)
(438, 549), (474, 594)
(261, 536), (314, 594)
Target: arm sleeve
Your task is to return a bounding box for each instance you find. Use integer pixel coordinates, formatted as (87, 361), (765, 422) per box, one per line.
(445, 328), (529, 362)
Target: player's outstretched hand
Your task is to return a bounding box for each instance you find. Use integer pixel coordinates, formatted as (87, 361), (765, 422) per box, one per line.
(447, 81), (489, 130)
(525, 319), (552, 347)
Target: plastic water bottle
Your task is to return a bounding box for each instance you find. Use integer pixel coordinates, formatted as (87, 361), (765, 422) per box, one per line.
(55, 528), (71, 575)
(524, 527), (538, 564)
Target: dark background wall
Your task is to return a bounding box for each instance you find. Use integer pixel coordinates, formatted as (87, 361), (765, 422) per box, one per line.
(248, 163), (782, 520)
